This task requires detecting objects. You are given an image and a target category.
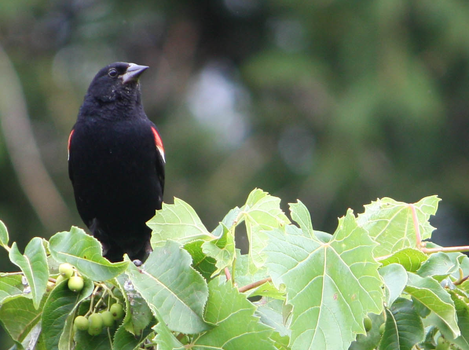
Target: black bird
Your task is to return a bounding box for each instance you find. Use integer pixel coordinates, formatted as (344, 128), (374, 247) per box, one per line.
(68, 62), (165, 262)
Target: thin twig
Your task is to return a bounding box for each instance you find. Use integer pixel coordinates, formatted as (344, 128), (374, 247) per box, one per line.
(224, 267), (231, 281)
(409, 204), (422, 248)
(454, 274), (469, 286)
(421, 246), (469, 254)
(238, 277), (272, 293)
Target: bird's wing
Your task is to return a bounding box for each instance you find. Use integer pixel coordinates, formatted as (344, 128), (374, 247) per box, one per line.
(151, 125), (165, 195)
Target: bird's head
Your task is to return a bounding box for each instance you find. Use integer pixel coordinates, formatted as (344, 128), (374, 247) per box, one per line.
(85, 62), (149, 104)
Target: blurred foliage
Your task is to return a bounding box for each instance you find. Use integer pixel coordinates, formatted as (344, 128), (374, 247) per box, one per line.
(0, 0), (469, 277)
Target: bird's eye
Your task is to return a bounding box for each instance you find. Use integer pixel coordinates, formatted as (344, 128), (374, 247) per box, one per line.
(108, 68), (118, 78)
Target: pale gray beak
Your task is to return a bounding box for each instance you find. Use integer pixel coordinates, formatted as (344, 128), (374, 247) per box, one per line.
(121, 63), (149, 84)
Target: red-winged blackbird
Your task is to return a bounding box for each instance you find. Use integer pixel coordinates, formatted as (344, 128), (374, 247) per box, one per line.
(68, 62), (165, 262)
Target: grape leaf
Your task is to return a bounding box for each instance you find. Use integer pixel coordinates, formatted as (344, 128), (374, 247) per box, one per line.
(126, 241), (210, 334)
(357, 196), (440, 257)
(184, 240), (217, 280)
(379, 248), (428, 272)
(289, 200), (313, 237)
(9, 237), (49, 309)
(149, 198), (213, 247)
(378, 298), (424, 350)
(405, 272), (459, 337)
(265, 210), (383, 350)
(202, 223), (236, 276)
(255, 298), (291, 341)
(243, 189), (290, 269)
(0, 220), (9, 248)
(49, 227), (128, 281)
(192, 277), (276, 350)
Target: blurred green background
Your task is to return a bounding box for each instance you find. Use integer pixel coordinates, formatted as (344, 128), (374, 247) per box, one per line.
(1, 0), (469, 275)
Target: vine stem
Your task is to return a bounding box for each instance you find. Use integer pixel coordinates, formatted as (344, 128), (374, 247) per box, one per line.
(224, 268), (232, 281)
(238, 277), (272, 293)
(409, 204), (422, 248)
(375, 204), (469, 259)
(421, 246), (469, 254)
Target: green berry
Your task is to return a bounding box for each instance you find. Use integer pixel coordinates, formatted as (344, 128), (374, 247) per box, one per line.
(74, 316), (89, 331)
(436, 339), (450, 350)
(59, 263), (74, 279)
(110, 303), (125, 320)
(363, 316), (372, 332)
(68, 275), (84, 292)
(101, 311), (114, 327)
(56, 274), (65, 285)
(88, 313), (103, 336)
(379, 323), (385, 335)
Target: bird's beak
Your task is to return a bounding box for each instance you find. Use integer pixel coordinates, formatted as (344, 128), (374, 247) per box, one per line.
(121, 63), (149, 84)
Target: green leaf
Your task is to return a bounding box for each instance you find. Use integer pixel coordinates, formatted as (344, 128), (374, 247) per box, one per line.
(126, 241), (210, 334)
(0, 295), (43, 344)
(428, 291), (469, 349)
(379, 264), (407, 307)
(116, 277), (153, 337)
(41, 276), (94, 350)
(184, 240), (217, 280)
(193, 277), (276, 350)
(0, 274), (25, 304)
(289, 200), (313, 237)
(0, 220), (9, 248)
(212, 206), (243, 238)
(113, 325), (152, 350)
(255, 298), (291, 340)
(49, 227), (128, 281)
(9, 238), (49, 309)
(405, 273), (459, 337)
(234, 252), (284, 299)
(379, 248), (428, 272)
(202, 223), (236, 276)
(149, 198), (213, 247)
(244, 189), (290, 269)
(265, 210), (384, 350)
(57, 312), (75, 350)
(416, 252), (460, 279)
(74, 330), (111, 350)
(349, 313), (385, 350)
(378, 298), (424, 350)
(234, 250), (270, 288)
(357, 196), (440, 257)
(152, 321), (185, 350)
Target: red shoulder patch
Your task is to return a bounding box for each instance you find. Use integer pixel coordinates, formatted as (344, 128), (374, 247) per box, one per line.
(68, 129), (75, 160)
(151, 127), (165, 163)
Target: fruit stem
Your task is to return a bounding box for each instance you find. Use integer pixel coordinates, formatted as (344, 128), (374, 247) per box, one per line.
(86, 284), (101, 317)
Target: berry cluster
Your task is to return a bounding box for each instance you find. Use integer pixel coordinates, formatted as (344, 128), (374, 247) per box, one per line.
(52, 263), (126, 336)
(74, 303), (124, 336)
